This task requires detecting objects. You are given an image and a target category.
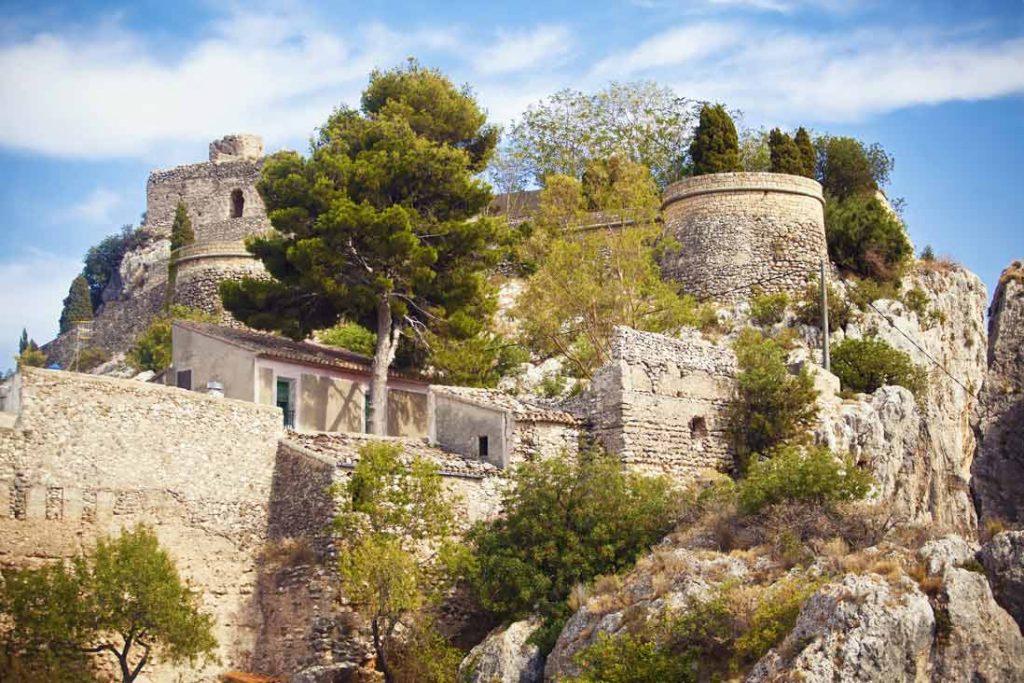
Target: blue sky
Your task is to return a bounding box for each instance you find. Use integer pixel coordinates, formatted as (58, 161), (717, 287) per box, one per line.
(1, 0), (1022, 370)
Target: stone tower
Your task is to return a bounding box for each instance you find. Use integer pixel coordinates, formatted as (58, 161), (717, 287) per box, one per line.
(144, 134), (271, 317)
(660, 172), (828, 303)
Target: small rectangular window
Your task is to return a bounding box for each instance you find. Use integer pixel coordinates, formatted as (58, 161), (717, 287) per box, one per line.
(176, 370), (192, 390)
(478, 436), (489, 458)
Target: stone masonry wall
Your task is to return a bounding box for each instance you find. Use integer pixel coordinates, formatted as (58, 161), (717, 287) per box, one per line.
(661, 172), (827, 303)
(510, 420), (580, 465)
(576, 327), (736, 480)
(0, 368), (283, 682)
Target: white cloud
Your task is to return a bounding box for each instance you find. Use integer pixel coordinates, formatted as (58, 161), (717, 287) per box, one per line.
(0, 250), (82, 372)
(591, 22), (743, 77)
(703, 0), (863, 13)
(473, 25), (574, 76)
(54, 187), (122, 225)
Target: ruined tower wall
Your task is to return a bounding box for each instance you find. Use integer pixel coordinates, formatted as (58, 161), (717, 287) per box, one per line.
(661, 172), (827, 303)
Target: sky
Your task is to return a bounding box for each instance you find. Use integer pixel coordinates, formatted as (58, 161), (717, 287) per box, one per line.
(0, 0), (1022, 371)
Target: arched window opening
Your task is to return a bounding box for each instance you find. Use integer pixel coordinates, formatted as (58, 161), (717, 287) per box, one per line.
(231, 189), (244, 218)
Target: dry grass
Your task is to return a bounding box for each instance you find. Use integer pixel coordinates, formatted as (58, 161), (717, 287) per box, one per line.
(917, 255), (960, 275)
(982, 516), (1008, 543)
(259, 537), (316, 568)
(998, 261), (1024, 286)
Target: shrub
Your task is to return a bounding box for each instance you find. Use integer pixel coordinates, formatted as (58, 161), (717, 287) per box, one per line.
(689, 104), (742, 175)
(465, 448), (687, 640)
(317, 322), (376, 356)
(127, 305), (216, 372)
(387, 615), (463, 683)
(830, 337), (928, 396)
(732, 575), (822, 665)
(848, 277), (901, 310)
(794, 277), (852, 329)
(728, 329), (819, 472)
(75, 347), (110, 372)
(15, 347), (47, 369)
(736, 445), (872, 515)
(749, 287), (789, 326)
(825, 195), (912, 282)
(902, 287), (930, 318)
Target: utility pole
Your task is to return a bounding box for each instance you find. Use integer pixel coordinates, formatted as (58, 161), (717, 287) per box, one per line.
(820, 260), (830, 371)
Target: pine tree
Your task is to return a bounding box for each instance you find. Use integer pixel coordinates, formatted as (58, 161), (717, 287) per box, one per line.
(768, 128), (804, 175)
(794, 127), (816, 179)
(688, 104), (742, 175)
(18, 328), (28, 354)
(221, 62), (506, 435)
(169, 201), (195, 251)
(58, 275), (93, 333)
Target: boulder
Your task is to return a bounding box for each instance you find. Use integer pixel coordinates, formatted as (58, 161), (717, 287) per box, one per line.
(980, 530), (1024, 630)
(918, 535), (979, 576)
(458, 619), (544, 683)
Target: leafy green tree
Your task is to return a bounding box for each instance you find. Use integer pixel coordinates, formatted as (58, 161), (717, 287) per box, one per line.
(502, 81), (697, 186)
(426, 331), (527, 388)
(689, 103), (742, 175)
(830, 336), (928, 396)
(334, 441), (456, 683)
(728, 328), (819, 472)
(825, 194), (912, 282)
(169, 202), (195, 252)
(465, 449), (686, 647)
(768, 128), (804, 175)
(738, 127), (771, 171)
(816, 135), (893, 200)
(317, 322), (378, 356)
(83, 225), (151, 309)
(0, 525), (216, 683)
(126, 305), (216, 372)
(793, 127), (816, 178)
(221, 62), (505, 435)
(59, 274), (94, 333)
(736, 445), (872, 515)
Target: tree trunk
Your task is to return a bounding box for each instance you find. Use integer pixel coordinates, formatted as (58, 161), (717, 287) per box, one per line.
(369, 298), (399, 436)
(372, 617), (395, 683)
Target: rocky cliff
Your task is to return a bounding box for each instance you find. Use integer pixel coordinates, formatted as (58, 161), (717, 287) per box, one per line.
(972, 261), (1024, 524)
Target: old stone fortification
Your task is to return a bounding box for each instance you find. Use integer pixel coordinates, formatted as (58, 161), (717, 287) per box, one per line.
(973, 262), (1024, 524)
(573, 326), (736, 479)
(661, 172), (828, 302)
(0, 368), (283, 682)
(46, 135), (271, 366)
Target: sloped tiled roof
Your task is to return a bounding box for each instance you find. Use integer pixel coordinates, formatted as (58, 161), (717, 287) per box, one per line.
(431, 385), (580, 425)
(284, 431), (501, 479)
(175, 320), (426, 381)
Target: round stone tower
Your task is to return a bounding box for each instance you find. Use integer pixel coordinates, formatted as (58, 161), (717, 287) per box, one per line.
(660, 172), (827, 303)
(143, 134), (271, 317)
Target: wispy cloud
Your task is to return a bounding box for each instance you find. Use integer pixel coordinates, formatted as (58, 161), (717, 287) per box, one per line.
(54, 187), (122, 225)
(473, 25), (574, 75)
(591, 22), (743, 77)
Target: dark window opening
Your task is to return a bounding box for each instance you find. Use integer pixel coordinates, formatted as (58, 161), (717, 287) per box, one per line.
(478, 436), (489, 458)
(176, 370), (192, 390)
(690, 416), (708, 439)
(276, 378), (295, 429)
(231, 189), (244, 218)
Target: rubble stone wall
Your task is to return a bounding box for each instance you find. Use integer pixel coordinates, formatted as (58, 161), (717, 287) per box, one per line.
(661, 172), (827, 303)
(0, 368), (283, 682)
(577, 327), (736, 480)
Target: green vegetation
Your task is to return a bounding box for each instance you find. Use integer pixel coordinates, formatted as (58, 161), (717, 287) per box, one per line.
(816, 135), (893, 201)
(15, 346), (47, 369)
(464, 449), (687, 651)
(83, 225), (152, 309)
(728, 329), (819, 472)
(426, 332), (527, 388)
(221, 62), (508, 435)
(830, 336), (928, 396)
(497, 82), (698, 187)
(334, 442), (458, 683)
(169, 201), (195, 252)
(318, 322), (377, 356)
(59, 274), (93, 333)
(768, 128), (803, 175)
(793, 127), (816, 178)
(568, 574), (822, 683)
(920, 245), (936, 262)
(0, 525), (216, 683)
(749, 287), (789, 326)
(825, 194), (912, 282)
(738, 127), (770, 171)
(75, 347), (110, 373)
(689, 104), (742, 175)
(516, 160), (697, 377)
(735, 445), (873, 515)
(126, 305), (216, 372)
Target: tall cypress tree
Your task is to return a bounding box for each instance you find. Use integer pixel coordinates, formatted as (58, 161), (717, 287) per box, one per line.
(221, 62), (505, 435)
(59, 274), (93, 333)
(170, 201), (195, 251)
(768, 128), (804, 175)
(794, 127), (816, 179)
(689, 104), (742, 175)
(18, 328), (29, 354)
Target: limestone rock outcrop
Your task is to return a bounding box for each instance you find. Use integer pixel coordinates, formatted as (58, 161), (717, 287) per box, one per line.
(980, 530), (1024, 630)
(973, 262), (1024, 523)
(459, 619), (544, 683)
